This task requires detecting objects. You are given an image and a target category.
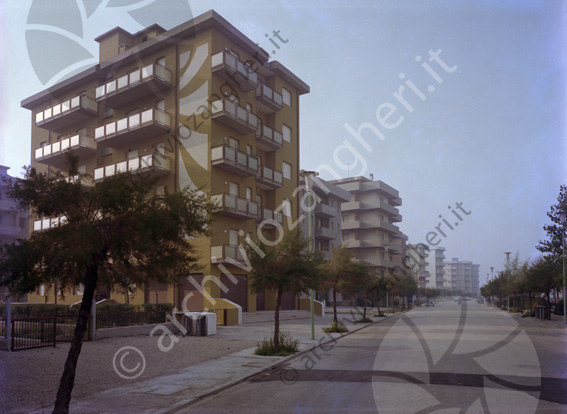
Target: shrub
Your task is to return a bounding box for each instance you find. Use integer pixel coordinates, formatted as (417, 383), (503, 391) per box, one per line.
(254, 331), (299, 356)
(374, 312), (387, 317)
(323, 321), (349, 333)
(521, 310), (535, 318)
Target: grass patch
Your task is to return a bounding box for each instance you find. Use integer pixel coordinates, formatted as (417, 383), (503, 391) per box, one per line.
(355, 317), (373, 323)
(374, 312), (387, 317)
(254, 331), (299, 356)
(323, 321), (349, 333)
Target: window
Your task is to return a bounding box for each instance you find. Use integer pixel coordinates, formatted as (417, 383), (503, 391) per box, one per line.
(246, 187), (252, 200)
(229, 182), (239, 196)
(37, 284), (45, 296)
(229, 137), (239, 149)
(246, 144), (252, 155)
(283, 124), (291, 143)
(282, 87), (291, 106)
(282, 199), (292, 217)
(246, 103), (252, 112)
(282, 161), (292, 180)
(229, 229), (239, 246)
(74, 284), (84, 296)
(19, 218), (26, 230)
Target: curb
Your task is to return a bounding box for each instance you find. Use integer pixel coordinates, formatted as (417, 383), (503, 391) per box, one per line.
(158, 311), (406, 413)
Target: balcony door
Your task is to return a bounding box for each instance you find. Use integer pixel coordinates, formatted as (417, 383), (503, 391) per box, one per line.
(229, 181), (239, 197)
(229, 228), (238, 247)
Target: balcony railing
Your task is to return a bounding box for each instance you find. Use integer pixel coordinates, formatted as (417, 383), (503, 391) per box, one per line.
(256, 208), (283, 227)
(211, 99), (258, 134)
(0, 225), (23, 237)
(314, 226), (335, 240)
(94, 108), (171, 145)
(256, 121), (283, 152)
(211, 50), (258, 92)
(211, 245), (246, 264)
(95, 62), (172, 107)
(35, 94), (98, 132)
(33, 216), (67, 232)
(94, 154), (171, 182)
(34, 132), (96, 167)
(211, 145), (258, 177)
(211, 193), (258, 220)
(314, 202), (336, 218)
(256, 81), (283, 114)
(256, 165), (283, 190)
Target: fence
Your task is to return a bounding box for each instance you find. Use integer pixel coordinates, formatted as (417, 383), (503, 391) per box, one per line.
(0, 318), (5, 337)
(11, 317), (56, 351)
(96, 311), (166, 329)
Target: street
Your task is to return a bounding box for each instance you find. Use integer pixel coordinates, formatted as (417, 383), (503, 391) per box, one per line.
(183, 301), (567, 414)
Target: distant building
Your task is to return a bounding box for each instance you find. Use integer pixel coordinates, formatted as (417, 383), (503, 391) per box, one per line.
(330, 174), (404, 277)
(0, 166), (29, 302)
(407, 243), (430, 290)
(426, 247), (446, 290)
(444, 258), (480, 295)
(299, 174), (350, 304)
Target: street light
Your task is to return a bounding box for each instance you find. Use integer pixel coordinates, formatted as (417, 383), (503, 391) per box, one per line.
(300, 170), (319, 340)
(490, 266), (494, 281)
(505, 252), (511, 311)
(558, 210), (566, 327)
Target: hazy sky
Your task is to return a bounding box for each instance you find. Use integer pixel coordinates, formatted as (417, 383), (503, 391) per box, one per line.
(1, 0), (565, 287)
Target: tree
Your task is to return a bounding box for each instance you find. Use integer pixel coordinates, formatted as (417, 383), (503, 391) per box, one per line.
(0, 162), (214, 414)
(342, 260), (373, 319)
(537, 185), (567, 259)
(248, 228), (324, 350)
(391, 268), (418, 309)
(324, 246), (365, 324)
(526, 255), (561, 308)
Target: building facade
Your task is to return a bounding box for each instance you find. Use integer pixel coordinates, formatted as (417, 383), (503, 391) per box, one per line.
(444, 258), (480, 295)
(22, 10), (309, 313)
(0, 166), (29, 302)
(407, 243), (430, 290)
(425, 247), (446, 290)
(330, 175), (404, 277)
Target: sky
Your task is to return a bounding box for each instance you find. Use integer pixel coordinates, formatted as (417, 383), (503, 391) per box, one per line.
(0, 0), (565, 288)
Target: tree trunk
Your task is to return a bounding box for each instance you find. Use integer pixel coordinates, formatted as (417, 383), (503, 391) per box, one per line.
(273, 285), (283, 351)
(52, 262), (98, 414)
(333, 288), (338, 325)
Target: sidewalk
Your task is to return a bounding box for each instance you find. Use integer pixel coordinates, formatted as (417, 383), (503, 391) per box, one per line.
(21, 307), (383, 414)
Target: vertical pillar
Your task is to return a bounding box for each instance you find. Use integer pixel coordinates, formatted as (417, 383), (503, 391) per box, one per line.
(5, 294), (12, 351)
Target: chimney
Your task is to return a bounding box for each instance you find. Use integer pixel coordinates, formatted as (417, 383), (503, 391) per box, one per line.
(369, 173), (374, 181)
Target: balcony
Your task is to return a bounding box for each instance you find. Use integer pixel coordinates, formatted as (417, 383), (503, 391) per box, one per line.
(35, 94), (98, 132)
(0, 225), (23, 238)
(211, 51), (258, 92)
(211, 193), (258, 220)
(211, 145), (258, 176)
(211, 99), (258, 134)
(94, 108), (171, 146)
(256, 208), (283, 227)
(33, 216), (67, 232)
(95, 62), (172, 108)
(314, 226), (335, 240)
(342, 199), (399, 216)
(34, 133), (96, 168)
(211, 245), (246, 264)
(93, 153), (171, 182)
(314, 202), (336, 218)
(256, 81), (283, 114)
(256, 165), (283, 190)
(256, 121), (283, 152)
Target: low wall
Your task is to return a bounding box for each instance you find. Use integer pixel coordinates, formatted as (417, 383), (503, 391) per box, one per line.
(96, 322), (181, 340)
(298, 298), (325, 316)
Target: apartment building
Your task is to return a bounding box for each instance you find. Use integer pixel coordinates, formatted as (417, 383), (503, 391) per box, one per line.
(0, 166), (29, 302)
(407, 243), (430, 290)
(299, 175), (350, 304)
(330, 174), (404, 277)
(21, 10), (309, 313)
(444, 258), (480, 295)
(426, 247), (446, 290)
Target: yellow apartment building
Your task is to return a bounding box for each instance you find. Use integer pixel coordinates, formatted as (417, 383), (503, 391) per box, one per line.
(22, 10), (309, 315)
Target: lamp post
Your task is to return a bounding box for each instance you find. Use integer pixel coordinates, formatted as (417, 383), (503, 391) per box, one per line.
(558, 210), (566, 327)
(505, 252), (511, 311)
(490, 266), (494, 281)
(301, 170), (318, 340)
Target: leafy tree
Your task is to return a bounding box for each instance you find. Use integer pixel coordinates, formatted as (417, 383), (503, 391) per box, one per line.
(0, 162), (214, 414)
(537, 185), (567, 259)
(342, 259), (373, 319)
(248, 228), (324, 350)
(391, 268), (418, 309)
(526, 255), (560, 307)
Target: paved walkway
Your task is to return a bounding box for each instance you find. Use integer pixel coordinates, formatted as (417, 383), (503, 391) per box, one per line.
(4, 305), (564, 413)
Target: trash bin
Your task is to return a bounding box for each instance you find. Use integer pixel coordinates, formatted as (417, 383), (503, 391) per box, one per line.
(536, 306), (550, 320)
(182, 312), (217, 336)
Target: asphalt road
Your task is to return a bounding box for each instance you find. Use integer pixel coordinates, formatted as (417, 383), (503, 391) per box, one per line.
(183, 301), (567, 414)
